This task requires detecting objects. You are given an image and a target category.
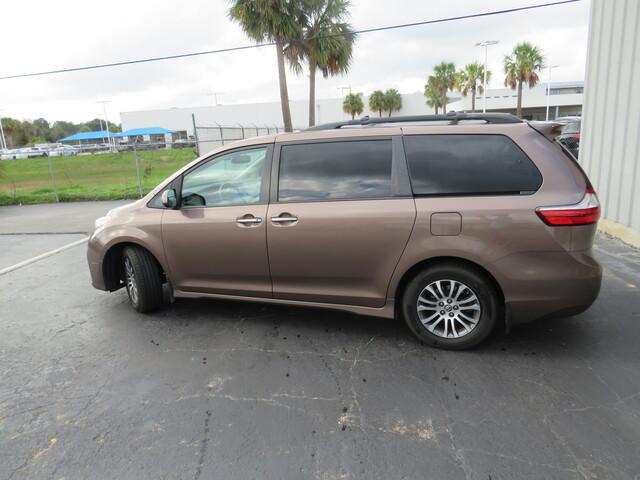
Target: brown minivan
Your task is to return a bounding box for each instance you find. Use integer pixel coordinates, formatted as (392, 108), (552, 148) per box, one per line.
(87, 113), (602, 349)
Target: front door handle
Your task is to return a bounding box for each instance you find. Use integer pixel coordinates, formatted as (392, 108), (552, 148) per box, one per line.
(271, 214), (298, 223)
(236, 215), (262, 225)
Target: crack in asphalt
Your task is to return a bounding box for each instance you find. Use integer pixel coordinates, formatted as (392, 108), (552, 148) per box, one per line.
(194, 410), (211, 480)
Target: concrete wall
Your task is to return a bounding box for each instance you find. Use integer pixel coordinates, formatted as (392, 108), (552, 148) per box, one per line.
(448, 82), (583, 119)
(580, 0), (640, 247)
(121, 93), (437, 135)
(120, 82), (583, 134)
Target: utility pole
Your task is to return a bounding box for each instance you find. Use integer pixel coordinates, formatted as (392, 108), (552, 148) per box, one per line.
(545, 65), (560, 121)
(96, 100), (114, 151)
(475, 40), (499, 113)
(191, 113), (200, 157)
(0, 109), (7, 150)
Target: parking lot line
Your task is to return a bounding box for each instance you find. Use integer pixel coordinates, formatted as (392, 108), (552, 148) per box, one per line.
(0, 237), (89, 276)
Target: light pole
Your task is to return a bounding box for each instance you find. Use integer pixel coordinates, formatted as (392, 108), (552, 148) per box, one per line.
(545, 65), (560, 121)
(96, 100), (113, 151)
(338, 87), (352, 119)
(337, 86), (351, 97)
(475, 40), (499, 113)
(207, 92), (225, 106)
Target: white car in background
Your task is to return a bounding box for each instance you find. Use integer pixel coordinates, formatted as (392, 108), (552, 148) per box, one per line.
(48, 145), (78, 157)
(0, 144), (78, 160)
(1, 147), (46, 159)
(34, 143), (78, 157)
(11, 148), (33, 159)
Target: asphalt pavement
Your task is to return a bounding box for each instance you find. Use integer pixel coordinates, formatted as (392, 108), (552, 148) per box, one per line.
(0, 201), (639, 480)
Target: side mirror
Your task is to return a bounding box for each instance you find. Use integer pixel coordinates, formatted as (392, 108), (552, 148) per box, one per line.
(161, 189), (177, 209)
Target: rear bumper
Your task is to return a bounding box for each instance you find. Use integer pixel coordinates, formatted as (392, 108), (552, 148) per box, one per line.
(493, 249), (602, 324)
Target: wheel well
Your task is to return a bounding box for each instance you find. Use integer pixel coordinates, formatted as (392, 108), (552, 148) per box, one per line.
(394, 256), (505, 316)
(103, 242), (165, 291)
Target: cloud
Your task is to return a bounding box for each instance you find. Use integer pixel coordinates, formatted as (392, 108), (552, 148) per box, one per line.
(0, 0), (590, 123)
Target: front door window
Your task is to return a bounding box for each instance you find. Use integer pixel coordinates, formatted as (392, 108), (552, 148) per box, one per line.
(181, 147), (267, 207)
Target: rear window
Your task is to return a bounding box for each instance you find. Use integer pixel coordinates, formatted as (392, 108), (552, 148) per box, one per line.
(403, 134), (542, 196)
(278, 140), (393, 202)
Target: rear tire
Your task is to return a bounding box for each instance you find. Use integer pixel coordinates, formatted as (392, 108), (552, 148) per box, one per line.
(123, 246), (163, 313)
(402, 264), (498, 350)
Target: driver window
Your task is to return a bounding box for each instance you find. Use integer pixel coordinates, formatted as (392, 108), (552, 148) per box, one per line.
(181, 147), (267, 207)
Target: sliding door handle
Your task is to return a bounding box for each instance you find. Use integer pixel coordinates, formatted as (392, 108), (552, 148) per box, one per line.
(271, 215), (298, 223)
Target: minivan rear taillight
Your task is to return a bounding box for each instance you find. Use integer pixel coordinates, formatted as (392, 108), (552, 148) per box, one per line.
(536, 187), (600, 226)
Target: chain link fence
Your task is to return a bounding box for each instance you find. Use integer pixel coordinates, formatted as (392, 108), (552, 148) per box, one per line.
(191, 114), (288, 156)
(0, 119), (290, 206)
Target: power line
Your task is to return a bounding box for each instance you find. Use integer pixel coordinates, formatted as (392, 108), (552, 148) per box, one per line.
(0, 0), (580, 81)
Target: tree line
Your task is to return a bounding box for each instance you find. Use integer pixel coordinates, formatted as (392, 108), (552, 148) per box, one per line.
(0, 117), (121, 149)
(342, 88), (402, 119)
(229, 1), (545, 128)
(343, 41), (544, 120)
(424, 42), (544, 116)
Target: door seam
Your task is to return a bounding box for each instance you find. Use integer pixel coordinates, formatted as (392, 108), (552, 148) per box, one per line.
(383, 197), (418, 305)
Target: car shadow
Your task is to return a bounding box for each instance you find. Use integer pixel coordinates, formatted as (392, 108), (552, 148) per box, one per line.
(164, 295), (407, 339)
(152, 288), (601, 358)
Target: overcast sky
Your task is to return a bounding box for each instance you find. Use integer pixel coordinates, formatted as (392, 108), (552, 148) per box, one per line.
(0, 0), (591, 124)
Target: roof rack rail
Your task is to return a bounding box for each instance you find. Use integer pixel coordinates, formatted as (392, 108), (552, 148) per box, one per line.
(306, 112), (522, 130)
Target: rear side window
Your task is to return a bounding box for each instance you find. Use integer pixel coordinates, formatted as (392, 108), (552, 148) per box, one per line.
(404, 134), (542, 196)
(278, 140), (392, 202)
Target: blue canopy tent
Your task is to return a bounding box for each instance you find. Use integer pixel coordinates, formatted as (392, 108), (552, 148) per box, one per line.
(113, 127), (176, 138)
(59, 127), (177, 151)
(59, 131), (111, 143)
(60, 127), (176, 142)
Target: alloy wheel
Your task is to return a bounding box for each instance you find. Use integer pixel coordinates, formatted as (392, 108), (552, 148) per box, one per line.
(124, 256), (139, 306)
(416, 279), (481, 339)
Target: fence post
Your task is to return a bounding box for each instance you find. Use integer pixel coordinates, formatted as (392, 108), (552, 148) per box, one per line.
(47, 155), (59, 203)
(192, 113), (200, 156)
(219, 123), (224, 146)
(133, 141), (143, 198)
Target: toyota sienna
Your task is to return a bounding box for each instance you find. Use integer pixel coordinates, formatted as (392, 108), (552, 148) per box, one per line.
(87, 113), (602, 349)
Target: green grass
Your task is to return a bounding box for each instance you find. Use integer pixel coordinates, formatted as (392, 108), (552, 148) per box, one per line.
(0, 148), (197, 206)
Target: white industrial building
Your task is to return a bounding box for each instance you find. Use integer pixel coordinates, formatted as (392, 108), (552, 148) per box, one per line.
(450, 81), (583, 120)
(580, 0), (640, 247)
(120, 81), (584, 137)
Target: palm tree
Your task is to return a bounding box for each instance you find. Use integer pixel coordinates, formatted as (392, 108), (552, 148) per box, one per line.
(424, 76), (446, 114)
(383, 89), (402, 116)
(433, 61), (456, 114)
(503, 42), (545, 117)
(229, 0), (305, 132)
(297, 0), (355, 127)
(369, 90), (386, 117)
(342, 92), (363, 119)
(458, 62), (490, 112)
